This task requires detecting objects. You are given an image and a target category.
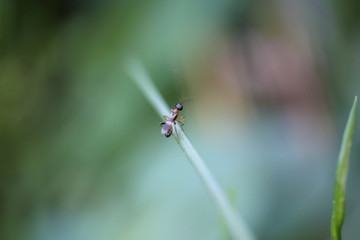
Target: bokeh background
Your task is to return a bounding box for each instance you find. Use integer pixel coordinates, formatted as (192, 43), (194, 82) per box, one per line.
(1, 0), (360, 239)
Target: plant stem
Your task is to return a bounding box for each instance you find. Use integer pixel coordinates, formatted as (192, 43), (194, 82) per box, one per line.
(127, 58), (255, 240)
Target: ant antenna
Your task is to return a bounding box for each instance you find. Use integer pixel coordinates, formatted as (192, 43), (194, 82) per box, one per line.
(171, 61), (192, 104)
(173, 68), (182, 103)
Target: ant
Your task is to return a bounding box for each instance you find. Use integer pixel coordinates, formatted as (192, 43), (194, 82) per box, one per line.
(160, 103), (185, 137)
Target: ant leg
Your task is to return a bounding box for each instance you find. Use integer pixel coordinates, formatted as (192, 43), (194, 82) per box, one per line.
(179, 116), (185, 119)
(160, 122), (165, 126)
(175, 120), (184, 126)
(173, 123), (178, 136)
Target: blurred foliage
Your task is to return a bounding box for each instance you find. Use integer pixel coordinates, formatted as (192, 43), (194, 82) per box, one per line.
(0, 0), (360, 240)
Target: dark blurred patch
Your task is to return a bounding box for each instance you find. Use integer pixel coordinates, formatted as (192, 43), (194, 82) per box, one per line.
(0, 0), (105, 57)
(332, 0), (360, 38)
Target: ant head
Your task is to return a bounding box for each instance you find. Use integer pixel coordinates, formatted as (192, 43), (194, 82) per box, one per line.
(175, 103), (183, 111)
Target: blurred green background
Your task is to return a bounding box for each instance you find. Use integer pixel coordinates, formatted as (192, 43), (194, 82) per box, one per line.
(1, 0), (360, 239)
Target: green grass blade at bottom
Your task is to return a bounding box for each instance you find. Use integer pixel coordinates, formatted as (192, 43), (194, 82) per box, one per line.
(331, 96), (358, 240)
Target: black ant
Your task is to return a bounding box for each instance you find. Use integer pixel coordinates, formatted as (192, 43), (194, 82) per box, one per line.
(160, 103), (185, 137)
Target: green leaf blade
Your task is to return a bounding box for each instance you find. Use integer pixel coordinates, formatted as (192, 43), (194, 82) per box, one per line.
(331, 96), (358, 240)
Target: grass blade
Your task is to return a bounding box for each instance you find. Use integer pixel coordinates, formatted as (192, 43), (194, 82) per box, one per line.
(331, 96), (358, 240)
(127, 58), (255, 240)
